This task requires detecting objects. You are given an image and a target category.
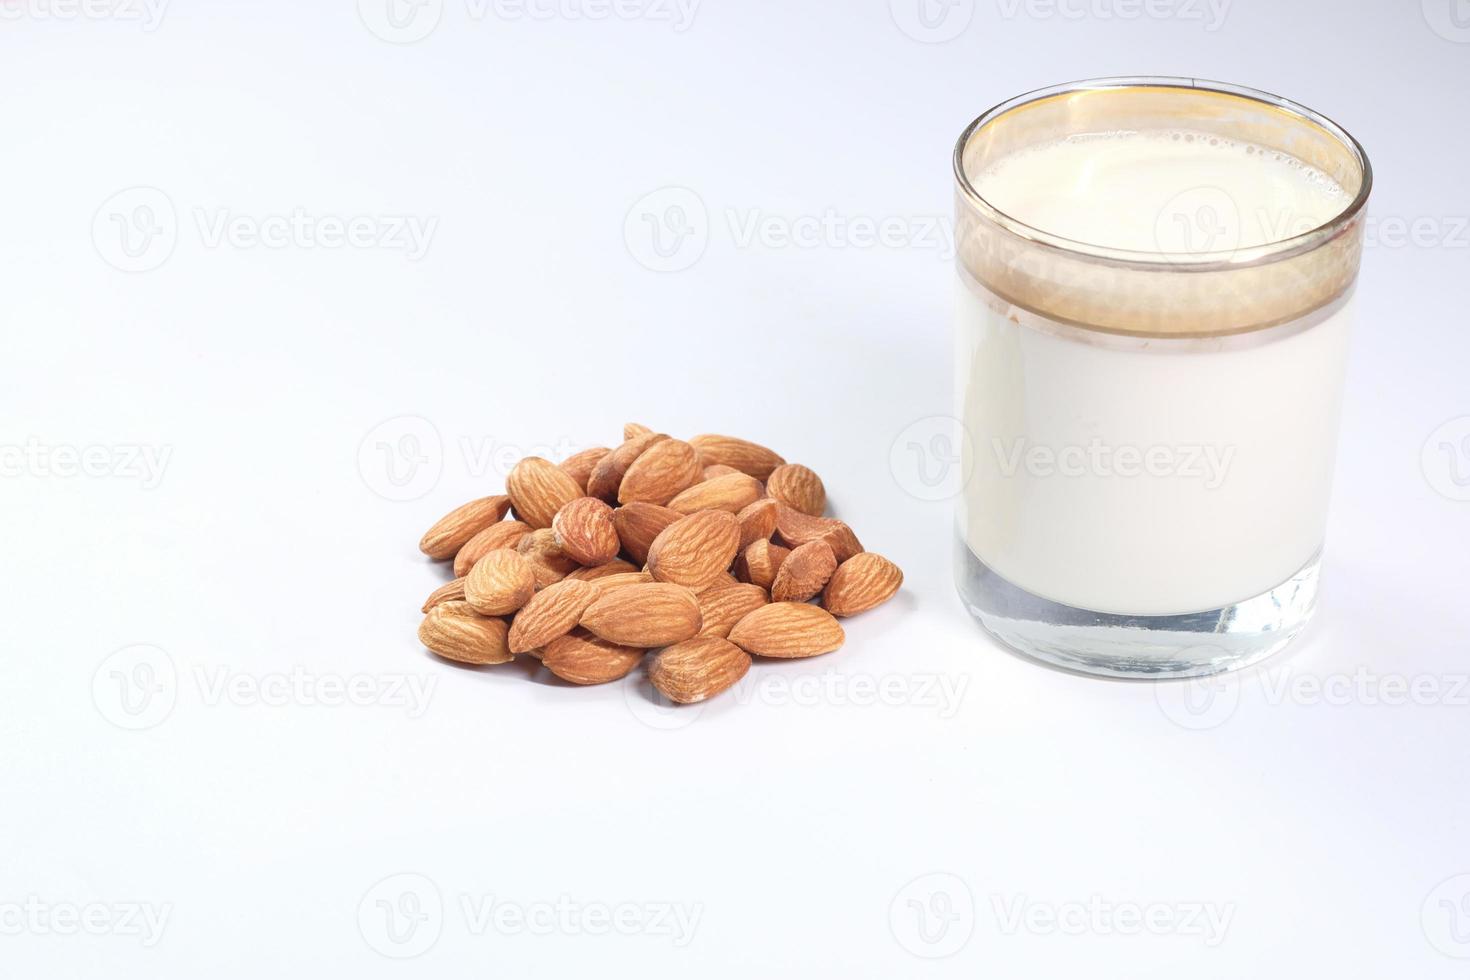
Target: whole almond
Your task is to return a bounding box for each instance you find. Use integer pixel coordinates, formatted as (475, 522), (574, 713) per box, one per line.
(507, 578), (598, 654)
(587, 432), (668, 501)
(586, 570), (655, 594)
(579, 582), (702, 647)
(696, 582), (769, 638)
(517, 528), (579, 588)
(552, 496), (620, 566)
(689, 434), (785, 480)
(666, 471), (764, 515)
(646, 510), (742, 590)
(612, 501), (682, 566)
(559, 447), (610, 493)
(735, 497), (779, 550)
(422, 576), (466, 613)
(623, 422), (653, 440)
(419, 495), (512, 559)
(565, 558), (638, 583)
(618, 438), (703, 506)
(765, 463), (826, 517)
(419, 601), (514, 664)
(702, 464), (740, 481)
(541, 628), (645, 685)
(464, 548), (537, 615)
(774, 504), (862, 563)
(453, 519), (531, 577)
(728, 601), (845, 658)
(735, 538), (790, 590)
(823, 552), (904, 617)
(649, 636), (751, 704)
(770, 539), (837, 602)
(506, 457), (584, 529)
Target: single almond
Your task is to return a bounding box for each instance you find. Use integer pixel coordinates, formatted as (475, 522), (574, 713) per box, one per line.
(419, 601), (514, 664)
(689, 434), (785, 480)
(623, 422), (654, 440)
(517, 528), (579, 588)
(699, 571), (741, 592)
(823, 552), (904, 617)
(579, 582), (702, 647)
(464, 548), (537, 615)
(735, 538), (790, 590)
(666, 471), (764, 515)
(453, 519), (531, 577)
(506, 457), (584, 529)
(770, 539), (837, 602)
(541, 628), (645, 685)
(649, 636), (751, 704)
(586, 570), (655, 594)
(774, 504), (862, 562)
(559, 447), (610, 493)
(565, 558), (638, 583)
(765, 463), (826, 517)
(422, 577), (466, 613)
(419, 495), (512, 559)
(507, 578), (598, 654)
(696, 582), (769, 638)
(728, 601), (845, 658)
(702, 463), (740, 481)
(646, 510), (742, 590)
(587, 432), (668, 501)
(552, 496), (620, 566)
(618, 438), (703, 506)
(611, 501), (682, 565)
(735, 497), (779, 550)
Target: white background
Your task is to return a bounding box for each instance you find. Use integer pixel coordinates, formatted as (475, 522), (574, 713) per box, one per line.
(3, 0), (1468, 976)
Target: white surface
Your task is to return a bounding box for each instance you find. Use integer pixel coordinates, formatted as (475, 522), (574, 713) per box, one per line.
(2, 2), (1468, 977)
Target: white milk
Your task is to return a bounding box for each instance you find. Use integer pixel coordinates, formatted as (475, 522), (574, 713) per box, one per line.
(957, 131), (1354, 616)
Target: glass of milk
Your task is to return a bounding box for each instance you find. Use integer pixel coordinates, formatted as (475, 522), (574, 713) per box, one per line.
(952, 77), (1371, 679)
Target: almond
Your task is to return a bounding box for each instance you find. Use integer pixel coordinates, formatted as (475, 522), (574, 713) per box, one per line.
(587, 432), (668, 501)
(646, 510), (741, 590)
(689, 434), (785, 480)
(735, 497), (779, 550)
(506, 457), (583, 529)
(464, 548), (537, 615)
(774, 504), (862, 562)
(770, 539), (837, 602)
(586, 570), (655, 594)
(565, 558), (638, 583)
(611, 501), (682, 566)
(517, 528), (579, 588)
(702, 464), (740, 481)
(735, 538), (790, 590)
(765, 463), (826, 517)
(541, 628), (644, 685)
(419, 495), (512, 559)
(623, 422), (654, 440)
(559, 447), (610, 493)
(507, 578), (598, 654)
(618, 438), (703, 506)
(649, 636), (751, 704)
(666, 471), (764, 515)
(823, 552), (904, 617)
(422, 577), (466, 613)
(452, 519), (531, 577)
(579, 582), (702, 647)
(418, 601), (514, 664)
(552, 496), (620, 566)
(696, 582), (769, 638)
(728, 601), (844, 658)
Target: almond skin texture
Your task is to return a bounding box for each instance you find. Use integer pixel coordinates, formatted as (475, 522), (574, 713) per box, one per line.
(453, 519), (531, 578)
(735, 539), (790, 590)
(507, 579), (598, 654)
(565, 559), (638, 583)
(464, 548), (537, 616)
(419, 601), (514, 664)
(586, 570), (655, 594)
(552, 497), (620, 566)
(696, 582), (769, 638)
(728, 602), (845, 658)
(579, 583), (702, 647)
(612, 502), (682, 566)
(770, 539), (837, 603)
(559, 447), (610, 493)
(541, 629), (645, 685)
(666, 471), (764, 515)
(517, 528), (579, 588)
(774, 504), (862, 563)
(765, 463), (826, 517)
(823, 552), (904, 617)
(422, 577), (466, 613)
(649, 637), (751, 704)
(587, 432), (668, 501)
(506, 457), (584, 529)
(646, 510), (742, 591)
(623, 422), (654, 440)
(735, 498), (779, 550)
(702, 464), (740, 481)
(689, 434), (786, 480)
(419, 495), (512, 559)
(618, 438), (703, 506)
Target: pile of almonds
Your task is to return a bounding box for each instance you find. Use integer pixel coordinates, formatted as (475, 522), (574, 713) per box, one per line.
(416, 425), (903, 704)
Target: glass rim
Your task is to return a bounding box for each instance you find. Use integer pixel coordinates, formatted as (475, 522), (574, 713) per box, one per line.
(952, 75), (1374, 271)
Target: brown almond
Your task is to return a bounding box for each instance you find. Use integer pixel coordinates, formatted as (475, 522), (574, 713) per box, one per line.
(559, 447), (610, 493)
(774, 504), (862, 563)
(666, 471), (764, 515)
(823, 552), (904, 617)
(517, 528), (579, 588)
(506, 457), (583, 529)
(452, 519), (531, 577)
(735, 497), (779, 550)
(422, 577), (466, 613)
(623, 422), (654, 440)
(587, 432), (668, 501)
(418, 601), (514, 664)
(579, 582), (702, 647)
(702, 464), (740, 481)
(507, 579), (598, 654)
(696, 582), (769, 638)
(728, 601), (845, 658)
(564, 558), (638, 583)
(689, 434), (785, 479)
(586, 570), (655, 594)
(541, 628), (645, 685)
(765, 463), (826, 517)
(618, 438), (703, 506)
(770, 539), (837, 602)
(735, 538), (790, 590)
(464, 548), (537, 615)
(649, 636), (751, 704)
(646, 510), (742, 590)
(552, 496), (620, 566)
(611, 501), (682, 566)
(419, 495), (512, 559)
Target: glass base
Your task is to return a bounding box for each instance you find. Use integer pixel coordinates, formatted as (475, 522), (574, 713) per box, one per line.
(954, 540), (1320, 679)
